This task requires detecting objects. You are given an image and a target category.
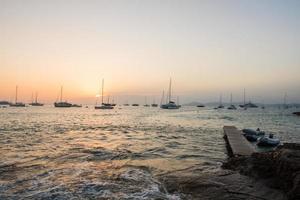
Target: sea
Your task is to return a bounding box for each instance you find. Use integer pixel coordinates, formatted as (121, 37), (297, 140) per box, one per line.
(0, 105), (299, 199)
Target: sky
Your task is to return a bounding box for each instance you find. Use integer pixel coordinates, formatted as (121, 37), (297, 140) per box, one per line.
(0, 0), (300, 104)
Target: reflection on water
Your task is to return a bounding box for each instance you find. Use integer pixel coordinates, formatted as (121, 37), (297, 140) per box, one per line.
(0, 106), (299, 199)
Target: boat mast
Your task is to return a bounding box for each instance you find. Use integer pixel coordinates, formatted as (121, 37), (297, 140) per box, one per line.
(168, 78), (172, 103)
(31, 92), (33, 103)
(243, 88), (246, 106)
(35, 92), (38, 103)
(219, 93), (222, 106)
(161, 90), (165, 105)
(230, 93), (233, 105)
(15, 85), (18, 103)
(60, 86), (63, 102)
(284, 92), (287, 108)
(101, 79), (104, 104)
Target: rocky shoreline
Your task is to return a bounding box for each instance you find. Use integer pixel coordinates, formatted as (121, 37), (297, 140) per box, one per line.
(159, 143), (299, 200)
(223, 143), (300, 200)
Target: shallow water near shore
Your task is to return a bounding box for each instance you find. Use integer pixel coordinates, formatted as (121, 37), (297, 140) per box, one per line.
(0, 106), (299, 199)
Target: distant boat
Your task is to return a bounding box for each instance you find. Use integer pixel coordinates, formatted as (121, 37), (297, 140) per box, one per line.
(54, 86), (72, 107)
(10, 86), (25, 107)
(144, 97), (150, 107)
(132, 104), (139, 106)
(283, 92), (289, 109)
(239, 88), (247, 109)
(227, 93), (237, 110)
(151, 97), (158, 107)
(123, 100), (129, 106)
(244, 102), (258, 108)
(95, 79), (114, 109)
(239, 89), (257, 109)
(197, 104), (205, 107)
(0, 101), (10, 106)
(214, 94), (224, 109)
(293, 112), (300, 116)
(71, 104), (82, 107)
(111, 97), (117, 106)
(0, 101), (10, 108)
(160, 78), (180, 109)
(29, 92), (44, 106)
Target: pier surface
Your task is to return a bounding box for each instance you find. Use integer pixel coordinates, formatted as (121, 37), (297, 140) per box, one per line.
(223, 126), (255, 157)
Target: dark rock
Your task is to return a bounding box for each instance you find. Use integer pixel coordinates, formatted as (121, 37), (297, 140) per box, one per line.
(222, 143), (300, 200)
(159, 170), (286, 200)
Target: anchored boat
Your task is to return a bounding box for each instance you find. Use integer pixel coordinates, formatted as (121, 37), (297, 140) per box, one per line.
(29, 92), (44, 106)
(54, 86), (72, 107)
(160, 78), (180, 109)
(95, 79), (114, 109)
(227, 93), (237, 110)
(10, 86), (25, 107)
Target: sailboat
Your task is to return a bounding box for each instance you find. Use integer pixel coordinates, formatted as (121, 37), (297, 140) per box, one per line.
(239, 89), (258, 109)
(54, 86), (72, 107)
(283, 92), (288, 109)
(29, 92), (44, 106)
(160, 78), (180, 109)
(95, 79), (114, 109)
(123, 100), (129, 106)
(144, 97), (150, 107)
(10, 86), (25, 107)
(227, 93), (237, 110)
(111, 97), (116, 107)
(239, 88), (247, 109)
(215, 94), (224, 109)
(151, 97), (158, 107)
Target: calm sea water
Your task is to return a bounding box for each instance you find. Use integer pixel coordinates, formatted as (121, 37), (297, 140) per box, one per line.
(0, 106), (299, 199)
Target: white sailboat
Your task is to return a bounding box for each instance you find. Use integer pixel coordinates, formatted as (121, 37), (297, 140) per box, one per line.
(160, 78), (180, 109)
(95, 79), (114, 109)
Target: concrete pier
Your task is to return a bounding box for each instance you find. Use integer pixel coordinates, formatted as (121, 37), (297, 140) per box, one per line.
(223, 126), (255, 157)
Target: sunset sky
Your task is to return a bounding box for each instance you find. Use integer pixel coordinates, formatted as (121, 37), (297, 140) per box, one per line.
(1, 0), (300, 104)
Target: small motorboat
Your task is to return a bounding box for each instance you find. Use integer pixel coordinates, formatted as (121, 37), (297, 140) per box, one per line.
(257, 134), (280, 147)
(242, 128), (265, 142)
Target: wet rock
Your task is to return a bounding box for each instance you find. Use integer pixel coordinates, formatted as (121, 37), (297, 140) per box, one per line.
(159, 170), (286, 200)
(223, 143), (300, 200)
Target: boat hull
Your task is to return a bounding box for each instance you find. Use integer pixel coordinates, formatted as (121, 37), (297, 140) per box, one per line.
(95, 106), (114, 109)
(10, 103), (26, 107)
(54, 102), (72, 107)
(30, 103), (44, 106)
